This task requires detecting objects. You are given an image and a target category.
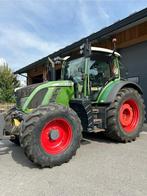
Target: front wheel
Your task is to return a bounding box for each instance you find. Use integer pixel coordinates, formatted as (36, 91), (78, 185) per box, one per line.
(20, 104), (82, 168)
(106, 88), (145, 142)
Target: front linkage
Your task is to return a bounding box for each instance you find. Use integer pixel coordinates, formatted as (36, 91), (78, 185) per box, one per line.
(2, 107), (24, 144)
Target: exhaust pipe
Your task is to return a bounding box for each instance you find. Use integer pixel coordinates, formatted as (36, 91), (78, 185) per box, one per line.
(48, 57), (56, 81)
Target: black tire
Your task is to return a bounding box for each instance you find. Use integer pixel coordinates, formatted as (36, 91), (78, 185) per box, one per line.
(106, 88), (145, 142)
(3, 107), (20, 145)
(20, 103), (82, 168)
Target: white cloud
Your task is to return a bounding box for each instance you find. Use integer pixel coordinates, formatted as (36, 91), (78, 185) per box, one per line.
(98, 7), (110, 20)
(0, 0), (70, 70)
(78, 0), (110, 36)
(0, 26), (66, 70)
(0, 27), (62, 54)
(0, 0), (111, 71)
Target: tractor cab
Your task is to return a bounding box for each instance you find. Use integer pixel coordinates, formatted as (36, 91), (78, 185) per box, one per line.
(62, 45), (121, 101)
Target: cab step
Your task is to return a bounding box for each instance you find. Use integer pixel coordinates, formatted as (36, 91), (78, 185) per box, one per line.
(92, 108), (99, 113)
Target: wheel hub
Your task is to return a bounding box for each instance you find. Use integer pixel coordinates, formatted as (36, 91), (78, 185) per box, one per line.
(40, 118), (73, 155)
(120, 103), (133, 126)
(119, 99), (140, 133)
(49, 130), (59, 140)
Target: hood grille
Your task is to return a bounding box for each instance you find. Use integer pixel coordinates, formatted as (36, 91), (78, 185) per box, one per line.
(15, 83), (40, 107)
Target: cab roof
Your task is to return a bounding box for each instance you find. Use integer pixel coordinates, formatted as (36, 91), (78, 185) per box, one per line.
(91, 47), (121, 57)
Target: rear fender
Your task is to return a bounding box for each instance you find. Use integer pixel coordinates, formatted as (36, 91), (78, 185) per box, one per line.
(97, 80), (142, 104)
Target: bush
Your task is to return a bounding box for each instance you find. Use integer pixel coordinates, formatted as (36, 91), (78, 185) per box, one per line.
(0, 65), (20, 103)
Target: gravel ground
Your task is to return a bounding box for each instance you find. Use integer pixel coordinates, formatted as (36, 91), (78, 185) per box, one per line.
(0, 114), (147, 196)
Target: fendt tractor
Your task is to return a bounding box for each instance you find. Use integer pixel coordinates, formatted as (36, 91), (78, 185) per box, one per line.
(2, 39), (145, 168)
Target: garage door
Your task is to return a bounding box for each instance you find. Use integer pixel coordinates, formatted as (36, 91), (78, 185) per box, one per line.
(120, 41), (147, 111)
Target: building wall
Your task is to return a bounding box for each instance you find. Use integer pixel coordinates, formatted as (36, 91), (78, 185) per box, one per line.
(27, 65), (49, 84)
(96, 21), (147, 50)
(120, 41), (147, 107)
(27, 63), (62, 84)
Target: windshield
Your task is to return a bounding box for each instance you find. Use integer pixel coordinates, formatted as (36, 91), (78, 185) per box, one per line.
(64, 57), (85, 82)
(63, 53), (119, 85)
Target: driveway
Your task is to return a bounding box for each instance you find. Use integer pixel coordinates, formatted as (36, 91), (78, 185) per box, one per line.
(0, 113), (147, 196)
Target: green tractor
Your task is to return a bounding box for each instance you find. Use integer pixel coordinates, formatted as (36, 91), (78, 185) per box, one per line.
(3, 40), (145, 168)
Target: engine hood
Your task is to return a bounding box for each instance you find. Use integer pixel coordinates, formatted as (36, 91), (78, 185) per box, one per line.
(45, 80), (74, 87)
(16, 80), (74, 112)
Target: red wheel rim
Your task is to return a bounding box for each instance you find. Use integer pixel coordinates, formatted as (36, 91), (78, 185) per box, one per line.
(40, 118), (73, 155)
(119, 99), (140, 133)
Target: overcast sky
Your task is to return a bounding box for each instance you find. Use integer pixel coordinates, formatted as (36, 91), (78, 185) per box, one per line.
(0, 0), (147, 71)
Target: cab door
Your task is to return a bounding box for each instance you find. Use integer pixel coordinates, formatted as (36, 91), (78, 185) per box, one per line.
(88, 54), (118, 101)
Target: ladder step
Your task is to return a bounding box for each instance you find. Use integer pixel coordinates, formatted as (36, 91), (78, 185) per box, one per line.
(92, 108), (99, 113)
(93, 119), (102, 124)
(87, 127), (105, 133)
(93, 128), (105, 133)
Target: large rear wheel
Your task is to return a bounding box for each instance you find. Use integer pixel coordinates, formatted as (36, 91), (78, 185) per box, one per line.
(20, 104), (82, 168)
(106, 88), (145, 142)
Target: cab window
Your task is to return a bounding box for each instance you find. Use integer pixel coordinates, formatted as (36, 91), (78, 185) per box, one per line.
(89, 54), (111, 87)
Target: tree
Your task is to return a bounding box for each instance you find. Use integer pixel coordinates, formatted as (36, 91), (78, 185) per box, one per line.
(0, 65), (20, 103)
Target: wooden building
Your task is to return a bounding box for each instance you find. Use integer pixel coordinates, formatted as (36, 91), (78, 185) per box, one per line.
(15, 8), (147, 105)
